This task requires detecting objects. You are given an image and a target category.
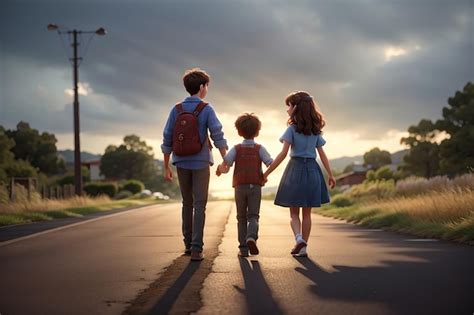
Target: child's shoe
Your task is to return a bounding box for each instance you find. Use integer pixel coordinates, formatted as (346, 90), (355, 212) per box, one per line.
(246, 238), (259, 255)
(293, 245), (308, 257)
(190, 250), (204, 261)
(291, 240), (307, 255)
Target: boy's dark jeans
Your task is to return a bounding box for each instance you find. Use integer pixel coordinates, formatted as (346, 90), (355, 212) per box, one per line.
(234, 184), (261, 251)
(177, 166), (210, 252)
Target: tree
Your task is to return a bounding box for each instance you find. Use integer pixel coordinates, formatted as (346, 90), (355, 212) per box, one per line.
(123, 135), (153, 155)
(0, 126), (38, 183)
(0, 126), (16, 183)
(400, 119), (440, 178)
(100, 135), (159, 184)
(363, 147), (392, 169)
(436, 82), (474, 175)
(100, 135), (180, 197)
(6, 121), (65, 175)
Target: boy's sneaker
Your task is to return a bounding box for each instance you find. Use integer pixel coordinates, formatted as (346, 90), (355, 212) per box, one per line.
(246, 238), (259, 255)
(238, 250), (249, 258)
(291, 240), (307, 255)
(293, 245), (308, 257)
(190, 251), (204, 261)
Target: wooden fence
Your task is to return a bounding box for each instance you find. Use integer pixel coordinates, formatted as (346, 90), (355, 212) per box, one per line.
(8, 177), (77, 202)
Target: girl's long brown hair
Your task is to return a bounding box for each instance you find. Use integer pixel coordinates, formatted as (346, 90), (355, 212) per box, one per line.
(285, 91), (325, 135)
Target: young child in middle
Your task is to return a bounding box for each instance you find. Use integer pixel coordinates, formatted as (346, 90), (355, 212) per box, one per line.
(217, 113), (273, 257)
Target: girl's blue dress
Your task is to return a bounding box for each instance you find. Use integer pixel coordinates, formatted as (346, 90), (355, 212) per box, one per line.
(274, 125), (330, 207)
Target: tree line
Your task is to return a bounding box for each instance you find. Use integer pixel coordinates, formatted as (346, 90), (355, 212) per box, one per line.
(0, 123), (179, 197)
(342, 82), (473, 180)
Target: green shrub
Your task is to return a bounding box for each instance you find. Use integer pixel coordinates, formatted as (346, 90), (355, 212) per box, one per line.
(365, 166), (395, 183)
(331, 195), (354, 207)
(346, 180), (395, 200)
(56, 167), (90, 186)
(84, 182), (117, 198)
(115, 190), (133, 200)
(374, 166), (395, 181)
(121, 180), (144, 194)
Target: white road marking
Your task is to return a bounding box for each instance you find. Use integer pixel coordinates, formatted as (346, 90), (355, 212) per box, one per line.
(0, 204), (162, 248)
(405, 238), (439, 242)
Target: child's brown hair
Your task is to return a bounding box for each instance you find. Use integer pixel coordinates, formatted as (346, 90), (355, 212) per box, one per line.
(285, 91), (325, 135)
(235, 113), (261, 139)
(183, 68), (210, 95)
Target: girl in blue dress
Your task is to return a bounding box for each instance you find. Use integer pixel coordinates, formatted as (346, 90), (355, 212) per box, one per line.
(263, 91), (336, 257)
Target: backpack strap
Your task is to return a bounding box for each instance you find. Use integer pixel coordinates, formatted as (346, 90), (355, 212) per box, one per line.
(193, 101), (208, 116)
(175, 103), (184, 114)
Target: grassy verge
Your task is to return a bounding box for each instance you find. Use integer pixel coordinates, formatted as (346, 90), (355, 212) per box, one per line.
(0, 198), (169, 227)
(314, 189), (474, 245)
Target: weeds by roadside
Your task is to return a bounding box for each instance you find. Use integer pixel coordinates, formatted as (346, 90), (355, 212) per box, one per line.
(315, 174), (474, 245)
(0, 193), (171, 227)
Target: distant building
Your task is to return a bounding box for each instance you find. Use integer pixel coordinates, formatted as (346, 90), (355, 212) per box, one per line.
(336, 171), (367, 187)
(336, 163), (367, 188)
(81, 160), (105, 181)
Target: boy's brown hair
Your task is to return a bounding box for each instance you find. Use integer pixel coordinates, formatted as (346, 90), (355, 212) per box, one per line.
(183, 68), (210, 95)
(235, 113), (261, 139)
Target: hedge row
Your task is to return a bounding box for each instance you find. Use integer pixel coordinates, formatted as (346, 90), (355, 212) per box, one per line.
(83, 179), (145, 198)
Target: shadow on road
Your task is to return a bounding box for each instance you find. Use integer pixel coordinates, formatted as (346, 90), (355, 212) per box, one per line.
(149, 259), (201, 314)
(234, 258), (284, 315)
(294, 247), (474, 315)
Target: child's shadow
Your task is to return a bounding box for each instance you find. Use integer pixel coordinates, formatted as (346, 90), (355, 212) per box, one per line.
(234, 258), (284, 315)
(293, 256), (472, 315)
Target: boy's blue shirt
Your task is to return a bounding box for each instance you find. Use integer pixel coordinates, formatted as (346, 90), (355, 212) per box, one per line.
(161, 96), (228, 169)
(280, 125), (326, 159)
(224, 139), (273, 167)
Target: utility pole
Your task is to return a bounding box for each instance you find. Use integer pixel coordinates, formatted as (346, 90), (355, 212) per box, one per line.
(72, 30), (82, 196)
(48, 24), (106, 196)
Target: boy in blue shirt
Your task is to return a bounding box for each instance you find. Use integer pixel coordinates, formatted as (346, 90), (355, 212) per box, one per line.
(161, 68), (228, 261)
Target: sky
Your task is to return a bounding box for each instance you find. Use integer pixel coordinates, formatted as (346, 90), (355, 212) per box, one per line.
(1, 0), (473, 195)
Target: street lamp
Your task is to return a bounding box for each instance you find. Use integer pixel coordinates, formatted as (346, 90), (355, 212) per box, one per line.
(48, 23), (106, 196)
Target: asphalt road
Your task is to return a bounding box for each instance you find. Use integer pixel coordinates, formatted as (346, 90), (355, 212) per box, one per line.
(1, 200), (473, 315)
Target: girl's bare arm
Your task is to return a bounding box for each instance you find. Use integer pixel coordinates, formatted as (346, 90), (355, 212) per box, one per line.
(317, 146), (336, 188)
(263, 141), (290, 179)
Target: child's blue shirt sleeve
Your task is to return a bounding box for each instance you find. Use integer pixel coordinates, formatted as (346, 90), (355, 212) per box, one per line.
(207, 105), (228, 150)
(223, 146), (236, 166)
(316, 135), (326, 148)
(279, 126), (293, 144)
(259, 145), (273, 166)
(161, 107), (176, 154)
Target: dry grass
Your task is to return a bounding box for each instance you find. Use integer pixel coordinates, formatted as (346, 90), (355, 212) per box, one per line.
(395, 173), (474, 197)
(0, 195), (112, 214)
(317, 181), (474, 244)
(364, 188), (474, 224)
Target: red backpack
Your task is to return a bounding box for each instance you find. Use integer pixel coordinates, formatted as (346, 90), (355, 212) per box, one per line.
(172, 101), (208, 156)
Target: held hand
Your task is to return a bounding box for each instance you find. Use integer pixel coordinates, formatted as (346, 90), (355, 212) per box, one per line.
(218, 163), (230, 174)
(328, 176), (336, 189)
(216, 167), (222, 176)
(164, 166), (173, 182)
(261, 175), (268, 187)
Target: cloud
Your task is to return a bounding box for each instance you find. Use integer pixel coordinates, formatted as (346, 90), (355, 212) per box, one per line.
(1, 0), (472, 160)
(65, 82), (93, 96)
